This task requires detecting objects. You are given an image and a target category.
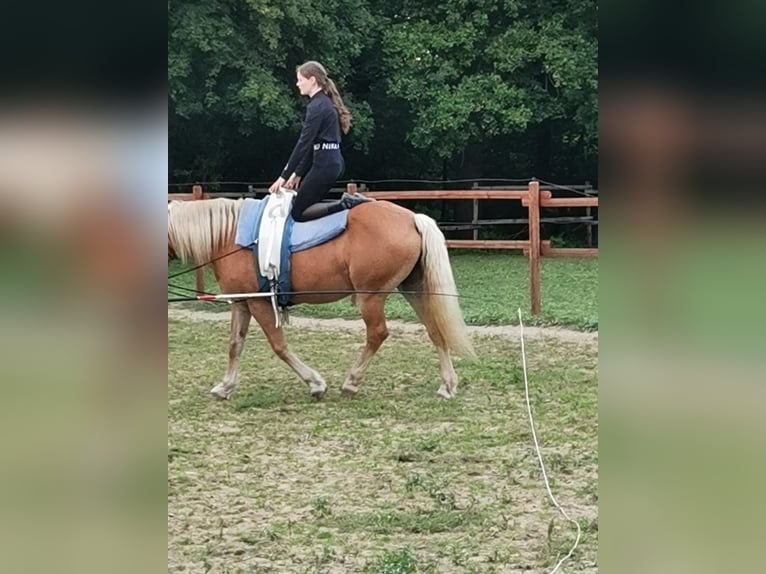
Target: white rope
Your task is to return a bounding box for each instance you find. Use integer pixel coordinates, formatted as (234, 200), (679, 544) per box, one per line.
(518, 308), (582, 573)
(196, 292), (276, 301)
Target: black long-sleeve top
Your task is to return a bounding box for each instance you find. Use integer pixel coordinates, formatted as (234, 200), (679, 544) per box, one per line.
(281, 91), (342, 179)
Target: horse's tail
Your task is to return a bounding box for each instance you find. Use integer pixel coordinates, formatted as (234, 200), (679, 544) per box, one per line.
(413, 214), (476, 359)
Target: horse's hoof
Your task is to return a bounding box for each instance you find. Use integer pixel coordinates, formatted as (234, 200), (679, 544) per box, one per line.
(435, 387), (454, 400)
(309, 381), (327, 400)
(341, 385), (359, 397)
(210, 384), (231, 400)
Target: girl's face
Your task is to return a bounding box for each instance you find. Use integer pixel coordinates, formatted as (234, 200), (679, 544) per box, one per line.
(296, 72), (318, 96)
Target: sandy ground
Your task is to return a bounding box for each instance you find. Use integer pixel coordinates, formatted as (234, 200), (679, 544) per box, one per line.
(167, 306), (598, 348)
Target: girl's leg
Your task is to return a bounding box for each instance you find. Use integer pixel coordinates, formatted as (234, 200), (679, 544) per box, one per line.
(292, 163), (343, 222)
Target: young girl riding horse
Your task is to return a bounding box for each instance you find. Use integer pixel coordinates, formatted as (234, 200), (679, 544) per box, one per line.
(268, 61), (374, 221)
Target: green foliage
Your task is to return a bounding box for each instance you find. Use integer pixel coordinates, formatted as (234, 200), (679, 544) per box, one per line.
(169, 0), (378, 179)
(380, 0), (597, 163)
(169, 0), (375, 127)
(363, 547), (420, 574)
(311, 495), (333, 517)
(169, 0), (597, 182)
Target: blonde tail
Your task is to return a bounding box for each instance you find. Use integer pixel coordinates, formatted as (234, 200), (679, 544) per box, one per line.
(413, 214), (476, 359)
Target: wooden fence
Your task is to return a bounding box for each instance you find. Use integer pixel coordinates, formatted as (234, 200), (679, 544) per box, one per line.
(169, 181), (598, 314)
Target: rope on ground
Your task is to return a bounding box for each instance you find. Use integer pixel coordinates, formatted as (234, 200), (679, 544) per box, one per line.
(518, 307), (582, 573)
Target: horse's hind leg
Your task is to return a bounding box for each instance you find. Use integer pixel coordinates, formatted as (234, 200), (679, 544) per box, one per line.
(341, 294), (389, 396)
(400, 278), (459, 399)
(210, 301), (251, 400)
(248, 300), (328, 399)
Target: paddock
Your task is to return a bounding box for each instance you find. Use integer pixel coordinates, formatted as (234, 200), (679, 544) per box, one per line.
(168, 309), (598, 573)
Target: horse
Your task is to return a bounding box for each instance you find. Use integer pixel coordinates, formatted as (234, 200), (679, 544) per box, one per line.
(167, 197), (475, 400)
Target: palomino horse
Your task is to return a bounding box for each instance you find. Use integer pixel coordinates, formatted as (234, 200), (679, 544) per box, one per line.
(168, 198), (475, 399)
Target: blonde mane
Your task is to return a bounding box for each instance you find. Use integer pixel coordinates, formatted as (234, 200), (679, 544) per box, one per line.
(168, 198), (241, 264)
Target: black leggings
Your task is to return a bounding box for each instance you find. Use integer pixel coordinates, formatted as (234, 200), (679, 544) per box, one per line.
(291, 156), (344, 222)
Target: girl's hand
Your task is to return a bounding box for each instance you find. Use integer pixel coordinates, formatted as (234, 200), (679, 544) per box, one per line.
(268, 177), (286, 194)
(284, 173), (301, 189)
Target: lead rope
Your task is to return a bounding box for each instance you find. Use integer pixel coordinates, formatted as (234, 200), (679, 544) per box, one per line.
(518, 308), (582, 572)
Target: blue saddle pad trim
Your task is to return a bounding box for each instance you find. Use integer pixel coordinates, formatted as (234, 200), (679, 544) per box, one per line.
(234, 199), (349, 306)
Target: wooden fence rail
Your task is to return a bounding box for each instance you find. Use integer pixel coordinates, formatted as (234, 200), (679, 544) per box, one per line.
(169, 181), (598, 315)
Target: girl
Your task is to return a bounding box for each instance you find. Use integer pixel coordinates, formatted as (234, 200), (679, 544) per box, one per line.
(268, 61), (373, 221)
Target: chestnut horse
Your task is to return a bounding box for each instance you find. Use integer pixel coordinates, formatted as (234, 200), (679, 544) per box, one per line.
(168, 198), (475, 400)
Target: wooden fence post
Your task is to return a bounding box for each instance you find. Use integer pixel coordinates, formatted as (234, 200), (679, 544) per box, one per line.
(585, 181), (593, 248)
(471, 182), (479, 241)
(528, 181), (541, 315)
(192, 185), (205, 295)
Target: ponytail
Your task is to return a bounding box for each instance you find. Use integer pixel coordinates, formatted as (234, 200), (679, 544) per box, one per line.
(325, 78), (351, 134)
(296, 61), (352, 134)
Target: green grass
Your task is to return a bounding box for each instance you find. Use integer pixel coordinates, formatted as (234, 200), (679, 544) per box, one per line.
(168, 250), (597, 330)
(363, 547), (422, 573)
(168, 318), (598, 573)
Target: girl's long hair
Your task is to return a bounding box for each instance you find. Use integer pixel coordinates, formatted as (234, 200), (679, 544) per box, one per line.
(297, 61), (351, 134)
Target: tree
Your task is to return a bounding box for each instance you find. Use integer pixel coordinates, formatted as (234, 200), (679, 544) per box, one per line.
(378, 0), (597, 179)
(169, 0), (377, 180)
(169, 0), (598, 183)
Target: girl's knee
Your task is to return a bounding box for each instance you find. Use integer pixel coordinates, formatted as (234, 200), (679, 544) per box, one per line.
(291, 210), (310, 223)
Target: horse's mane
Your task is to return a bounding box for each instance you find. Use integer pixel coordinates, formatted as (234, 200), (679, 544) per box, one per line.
(168, 198), (241, 264)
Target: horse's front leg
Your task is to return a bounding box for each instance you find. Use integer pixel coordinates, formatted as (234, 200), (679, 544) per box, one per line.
(249, 301), (327, 399)
(210, 301), (251, 400)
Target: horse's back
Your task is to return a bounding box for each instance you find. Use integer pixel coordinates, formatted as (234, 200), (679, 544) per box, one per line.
(289, 201), (421, 301)
(347, 200), (417, 240)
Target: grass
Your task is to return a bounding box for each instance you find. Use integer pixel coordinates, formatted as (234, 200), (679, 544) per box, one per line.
(168, 317), (598, 573)
(363, 547), (421, 573)
(168, 250), (598, 330)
